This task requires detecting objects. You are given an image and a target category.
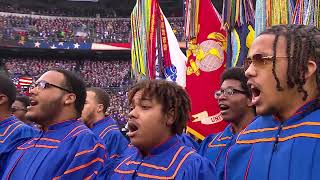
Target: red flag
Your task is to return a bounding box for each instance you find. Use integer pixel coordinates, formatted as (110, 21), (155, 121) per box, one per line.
(185, 0), (227, 139)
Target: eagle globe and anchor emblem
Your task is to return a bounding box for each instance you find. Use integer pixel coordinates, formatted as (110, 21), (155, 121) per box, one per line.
(187, 32), (226, 125)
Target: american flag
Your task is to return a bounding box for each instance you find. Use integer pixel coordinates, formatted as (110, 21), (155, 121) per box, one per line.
(18, 77), (33, 86)
(21, 41), (130, 50)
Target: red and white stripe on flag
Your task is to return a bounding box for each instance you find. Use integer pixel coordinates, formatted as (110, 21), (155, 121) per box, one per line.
(19, 77), (33, 86)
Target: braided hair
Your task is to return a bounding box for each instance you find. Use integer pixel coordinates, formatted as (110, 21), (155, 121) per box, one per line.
(259, 25), (320, 101)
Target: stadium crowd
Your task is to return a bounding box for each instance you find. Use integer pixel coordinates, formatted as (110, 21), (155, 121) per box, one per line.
(0, 15), (184, 43)
(80, 60), (131, 88)
(0, 2), (123, 18)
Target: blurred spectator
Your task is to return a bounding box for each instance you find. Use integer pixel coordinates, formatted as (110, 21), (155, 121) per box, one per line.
(11, 95), (40, 129)
(12, 96), (29, 123)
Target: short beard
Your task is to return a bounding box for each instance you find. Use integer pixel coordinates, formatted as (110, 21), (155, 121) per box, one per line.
(26, 96), (64, 128)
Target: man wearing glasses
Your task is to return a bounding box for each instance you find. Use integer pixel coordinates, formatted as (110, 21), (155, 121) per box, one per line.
(225, 25), (320, 179)
(12, 96), (37, 127)
(198, 67), (256, 179)
(0, 74), (38, 176)
(2, 69), (107, 179)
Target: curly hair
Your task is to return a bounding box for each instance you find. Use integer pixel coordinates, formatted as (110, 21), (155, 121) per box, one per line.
(128, 80), (191, 134)
(259, 24), (320, 100)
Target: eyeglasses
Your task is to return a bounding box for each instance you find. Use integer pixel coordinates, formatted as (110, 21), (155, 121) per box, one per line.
(30, 80), (73, 93)
(214, 88), (247, 99)
(244, 54), (289, 70)
(12, 107), (27, 112)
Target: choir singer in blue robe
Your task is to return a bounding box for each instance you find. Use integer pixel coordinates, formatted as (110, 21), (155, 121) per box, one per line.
(98, 79), (216, 179)
(198, 67), (256, 179)
(225, 25), (320, 180)
(2, 69), (107, 179)
(81, 87), (129, 159)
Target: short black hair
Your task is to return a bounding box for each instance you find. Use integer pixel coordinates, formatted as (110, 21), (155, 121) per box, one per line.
(15, 96), (30, 108)
(0, 74), (16, 109)
(221, 67), (251, 97)
(86, 87), (110, 113)
(128, 80), (191, 134)
(52, 69), (86, 117)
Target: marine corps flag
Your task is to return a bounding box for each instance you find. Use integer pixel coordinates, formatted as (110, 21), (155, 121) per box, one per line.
(185, 0), (227, 139)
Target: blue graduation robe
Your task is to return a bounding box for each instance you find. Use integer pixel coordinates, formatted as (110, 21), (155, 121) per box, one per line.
(178, 133), (199, 149)
(91, 117), (129, 158)
(0, 116), (38, 175)
(225, 101), (320, 180)
(97, 135), (216, 180)
(198, 124), (236, 180)
(2, 119), (107, 180)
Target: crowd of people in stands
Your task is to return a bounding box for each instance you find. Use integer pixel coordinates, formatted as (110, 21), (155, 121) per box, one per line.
(1, 7), (117, 19)
(3, 57), (131, 123)
(5, 57), (78, 77)
(0, 15), (184, 43)
(0, 15), (131, 43)
(107, 90), (130, 126)
(0, 2), (125, 18)
(80, 60), (131, 88)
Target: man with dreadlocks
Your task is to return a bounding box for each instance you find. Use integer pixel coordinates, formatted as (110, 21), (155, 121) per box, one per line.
(224, 24), (320, 180)
(97, 79), (216, 179)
